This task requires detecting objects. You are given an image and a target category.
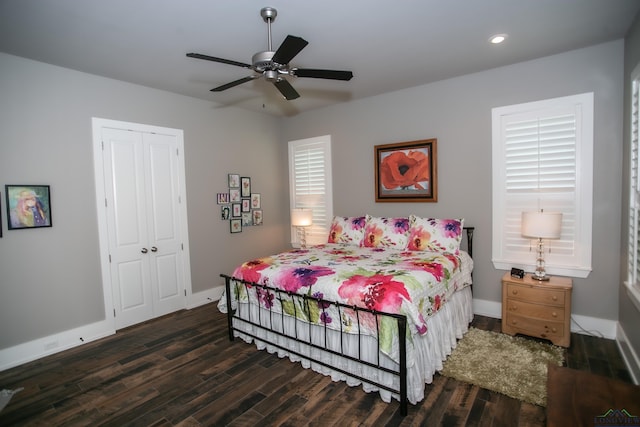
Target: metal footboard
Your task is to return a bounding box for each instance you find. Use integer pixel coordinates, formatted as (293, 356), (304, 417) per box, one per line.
(220, 274), (410, 416)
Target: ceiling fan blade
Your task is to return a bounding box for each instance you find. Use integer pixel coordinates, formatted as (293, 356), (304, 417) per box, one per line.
(187, 53), (252, 69)
(292, 68), (354, 80)
(273, 79), (300, 100)
(272, 35), (308, 65)
(211, 76), (257, 92)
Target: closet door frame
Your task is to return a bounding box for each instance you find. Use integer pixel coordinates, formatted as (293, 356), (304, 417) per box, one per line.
(92, 117), (192, 330)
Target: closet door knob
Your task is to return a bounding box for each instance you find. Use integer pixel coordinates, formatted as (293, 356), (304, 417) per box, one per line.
(141, 248), (148, 254)
(151, 246), (158, 252)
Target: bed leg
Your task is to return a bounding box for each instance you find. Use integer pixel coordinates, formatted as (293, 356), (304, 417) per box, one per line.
(398, 316), (408, 416)
(222, 274), (235, 342)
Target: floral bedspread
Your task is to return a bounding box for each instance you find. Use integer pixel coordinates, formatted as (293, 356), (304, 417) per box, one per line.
(218, 243), (473, 360)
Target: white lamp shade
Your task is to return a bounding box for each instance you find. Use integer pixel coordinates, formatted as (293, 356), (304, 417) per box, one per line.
(291, 208), (313, 227)
(521, 211), (562, 239)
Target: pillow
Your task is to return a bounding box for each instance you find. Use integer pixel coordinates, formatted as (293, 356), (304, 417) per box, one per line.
(328, 216), (367, 245)
(361, 215), (410, 249)
(407, 215), (464, 254)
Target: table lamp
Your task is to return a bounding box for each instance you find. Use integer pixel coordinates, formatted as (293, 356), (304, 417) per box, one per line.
(291, 208), (313, 248)
(521, 211), (562, 281)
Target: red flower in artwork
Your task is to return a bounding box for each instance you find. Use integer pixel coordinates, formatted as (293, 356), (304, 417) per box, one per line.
(379, 150), (430, 190)
(338, 273), (411, 312)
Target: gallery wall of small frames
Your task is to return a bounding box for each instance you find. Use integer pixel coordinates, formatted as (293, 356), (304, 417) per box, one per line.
(217, 174), (263, 233)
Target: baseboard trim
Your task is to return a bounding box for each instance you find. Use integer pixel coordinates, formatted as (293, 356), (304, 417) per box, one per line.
(0, 319), (114, 372)
(617, 323), (640, 384)
(187, 286), (224, 309)
(472, 298), (617, 339)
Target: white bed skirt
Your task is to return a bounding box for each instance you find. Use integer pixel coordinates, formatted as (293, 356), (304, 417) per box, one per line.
(227, 285), (473, 405)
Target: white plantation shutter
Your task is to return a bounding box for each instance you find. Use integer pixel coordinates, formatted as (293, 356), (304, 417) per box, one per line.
(289, 135), (333, 246)
(492, 93), (593, 278)
(627, 64), (640, 301)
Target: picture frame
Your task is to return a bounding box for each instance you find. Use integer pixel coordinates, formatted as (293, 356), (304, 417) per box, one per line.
(5, 185), (53, 229)
(230, 218), (242, 233)
(374, 138), (438, 202)
(228, 173), (240, 188)
(252, 209), (263, 226)
(241, 198), (251, 213)
(240, 176), (251, 197)
(231, 203), (242, 218)
(241, 212), (252, 227)
(251, 193), (261, 209)
(221, 205), (230, 220)
(217, 192), (229, 204)
(229, 188), (241, 203)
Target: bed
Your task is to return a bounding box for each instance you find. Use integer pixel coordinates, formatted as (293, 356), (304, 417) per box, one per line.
(217, 215), (474, 415)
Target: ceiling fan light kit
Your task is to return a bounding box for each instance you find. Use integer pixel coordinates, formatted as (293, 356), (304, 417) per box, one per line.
(187, 6), (353, 100)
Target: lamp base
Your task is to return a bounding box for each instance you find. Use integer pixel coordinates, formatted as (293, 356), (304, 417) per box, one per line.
(531, 272), (551, 281)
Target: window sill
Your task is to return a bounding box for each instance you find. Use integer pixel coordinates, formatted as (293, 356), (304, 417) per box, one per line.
(625, 281), (640, 313)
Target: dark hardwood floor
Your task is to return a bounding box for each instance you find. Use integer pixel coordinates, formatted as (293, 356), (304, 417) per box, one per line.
(0, 303), (633, 426)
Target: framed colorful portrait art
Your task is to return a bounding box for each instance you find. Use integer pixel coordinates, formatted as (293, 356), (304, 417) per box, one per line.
(5, 185), (53, 229)
(374, 139), (437, 202)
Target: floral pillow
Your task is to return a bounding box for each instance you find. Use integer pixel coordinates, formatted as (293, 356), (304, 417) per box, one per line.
(407, 215), (464, 254)
(328, 216), (367, 245)
(361, 215), (410, 249)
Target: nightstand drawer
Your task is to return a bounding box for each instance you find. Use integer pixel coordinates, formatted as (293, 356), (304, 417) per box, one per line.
(504, 313), (565, 340)
(505, 283), (565, 306)
(505, 299), (565, 321)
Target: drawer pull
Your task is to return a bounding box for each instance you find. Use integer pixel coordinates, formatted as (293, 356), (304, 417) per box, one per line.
(551, 327), (557, 333)
(552, 312), (558, 317)
(511, 304), (517, 311)
(512, 289), (518, 295)
(552, 295), (558, 301)
(511, 320), (517, 325)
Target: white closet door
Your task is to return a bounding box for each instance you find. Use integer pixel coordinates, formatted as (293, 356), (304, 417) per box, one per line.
(102, 128), (154, 328)
(144, 133), (186, 317)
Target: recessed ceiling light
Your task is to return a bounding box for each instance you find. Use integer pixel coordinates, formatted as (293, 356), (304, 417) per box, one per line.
(489, 34), (508, 44)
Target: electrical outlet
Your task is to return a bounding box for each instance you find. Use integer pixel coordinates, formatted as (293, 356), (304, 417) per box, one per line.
(44, 341), (58, 350)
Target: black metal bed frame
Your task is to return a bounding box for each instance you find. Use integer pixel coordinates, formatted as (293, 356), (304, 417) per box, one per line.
(220, 226), (474, 417)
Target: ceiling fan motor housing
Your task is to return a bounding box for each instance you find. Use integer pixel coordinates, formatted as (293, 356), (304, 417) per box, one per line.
(252, 51), (277, 72)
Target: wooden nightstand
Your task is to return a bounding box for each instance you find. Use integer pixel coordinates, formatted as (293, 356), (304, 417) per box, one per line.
(501, 272), (572, 347)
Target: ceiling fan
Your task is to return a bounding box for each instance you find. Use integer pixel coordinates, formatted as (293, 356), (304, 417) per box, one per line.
(186, 7), (353, 100)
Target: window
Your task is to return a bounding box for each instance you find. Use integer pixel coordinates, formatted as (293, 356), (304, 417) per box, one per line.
(492, 93), (593, 278)
(627, 63), (640, 309)
(288, 135), (333, 247)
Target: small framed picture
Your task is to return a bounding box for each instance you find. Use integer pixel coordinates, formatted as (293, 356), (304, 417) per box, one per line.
(241, 176), (251, 197)
(229, 188), (241, 203)
(230, 219), (242, 233)
(232, 203), (241, 218)
(221, 205), (230, 220)
(241, 198), (250, 212)
(253, 209), (263, 226)
(251, 193), (261, 209)
(228, 174), (240, 188)
(217, 193), (229, 204)
(6, 185), (52, 230)
(242, 212), (252, 226)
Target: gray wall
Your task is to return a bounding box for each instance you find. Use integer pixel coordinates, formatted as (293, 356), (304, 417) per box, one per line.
(0, 53), (289, 350)
(0, 37), (634, 361)
(620, 14), (640, 367)
(282, 40), (624, 322)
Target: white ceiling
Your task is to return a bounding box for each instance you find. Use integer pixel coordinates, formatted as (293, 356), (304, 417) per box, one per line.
(1, 0), (639, 117)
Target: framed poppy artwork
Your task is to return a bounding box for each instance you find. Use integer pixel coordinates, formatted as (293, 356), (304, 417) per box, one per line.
(5, 185), (53, 229)
(374, 139), (437, 202)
